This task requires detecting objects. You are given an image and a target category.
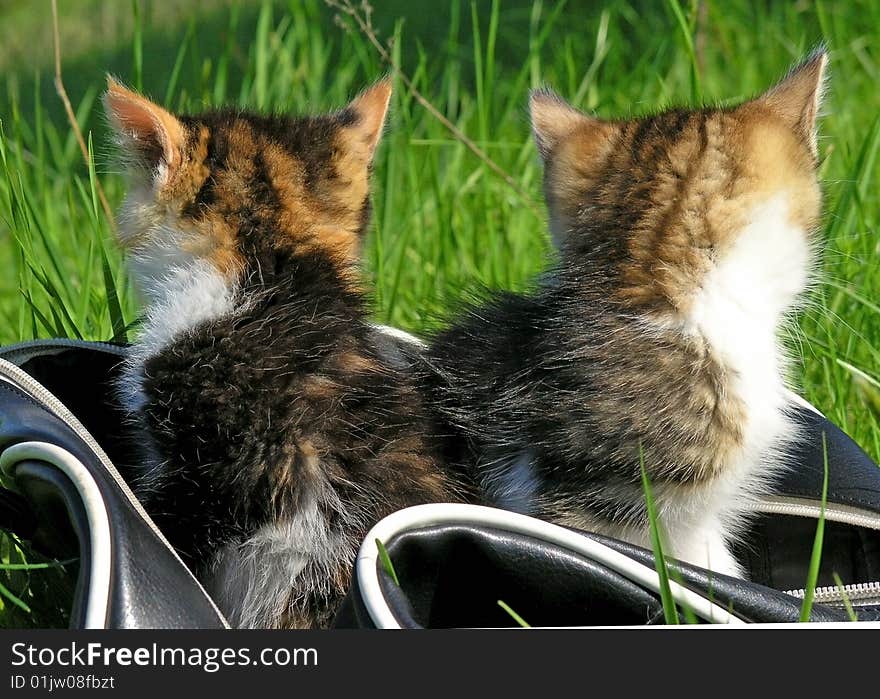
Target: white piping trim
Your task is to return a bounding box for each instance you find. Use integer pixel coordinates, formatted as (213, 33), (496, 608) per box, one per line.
(357, 503), (744, 628)
(0, 442), (111, 629)
(784, 389), (824, 417)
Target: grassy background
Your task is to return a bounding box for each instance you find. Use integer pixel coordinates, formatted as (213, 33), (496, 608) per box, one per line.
(0, 0), (877, 627)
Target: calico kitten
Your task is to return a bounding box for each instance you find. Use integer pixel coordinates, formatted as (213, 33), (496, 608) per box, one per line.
(420, 52), (827, 577)
(104, 79), (470, 628)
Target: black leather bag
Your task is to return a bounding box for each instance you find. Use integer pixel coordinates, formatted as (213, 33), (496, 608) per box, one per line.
(0, 340), (227, 628)
(0, 340), (878, 628)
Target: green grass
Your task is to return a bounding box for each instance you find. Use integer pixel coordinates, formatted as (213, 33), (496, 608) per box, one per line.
(0, 0), (878, 627)
(639, 444), (680, 625)
(799, 433), (830, 622)
(376, 538), (401, 587)
(497, 600), (531, 628)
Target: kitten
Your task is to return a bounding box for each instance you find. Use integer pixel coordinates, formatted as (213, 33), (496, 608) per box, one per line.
(103, 79), (471, 628)
(419, 51), (827, 577)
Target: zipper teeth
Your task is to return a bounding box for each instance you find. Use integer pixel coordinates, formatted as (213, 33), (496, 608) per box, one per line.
(762, 498), (880, 607)
(785, 581), (880, 604)
(755, 497), (880, 531)
(0, 357), (230, 627)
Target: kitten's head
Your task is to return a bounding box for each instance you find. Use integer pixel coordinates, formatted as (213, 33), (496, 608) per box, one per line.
(529, 51), (826, 317)
(104, 78), (391, 299)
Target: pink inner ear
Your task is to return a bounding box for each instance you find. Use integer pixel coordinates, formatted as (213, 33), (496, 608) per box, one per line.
(107, 94), (165, 162)
(104, 83), (183, 173)
(756, 51), (827, 156)
(109, 95), (161, 140)
(347, 79), (392, 155)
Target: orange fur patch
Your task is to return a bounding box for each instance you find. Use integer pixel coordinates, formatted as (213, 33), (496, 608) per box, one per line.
(546, 106), (819, 314)
(109, 82), (388, 289)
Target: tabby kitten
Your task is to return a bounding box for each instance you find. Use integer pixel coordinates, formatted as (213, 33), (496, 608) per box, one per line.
(420, 52), (826, 577)
(104, 79), (469, 628)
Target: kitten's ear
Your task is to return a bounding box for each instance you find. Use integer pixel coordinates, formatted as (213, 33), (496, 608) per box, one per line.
(340, 78), (392, 163)
(529, 89), (601, 159)
(103, 76), (186, 181)
(755, 48), (828, 157)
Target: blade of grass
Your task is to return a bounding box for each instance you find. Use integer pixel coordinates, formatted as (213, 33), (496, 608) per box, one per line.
(799, 432), (829, 622)
(375, 538), (400, 586)
(0, 559), (77, 571)
(639, 443), (679, 625)
(19, 289), (62, 337)
(20, 257), (84, 339)
(131, 0), (144, 92)
(164, 19), (195, 107)
(666, 0), (702, 102)
(497, 600), (531, 628)
(99, 241), (128, 342)
(0, 578), (31, 613)
(665, 560), (699, 625)
(831, 573), (858, 622)
(254, 0), (273, 110)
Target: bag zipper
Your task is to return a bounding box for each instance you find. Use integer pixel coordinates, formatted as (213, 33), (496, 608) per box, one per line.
(755, 496), (880, 609)
(783, 581), (880, 607)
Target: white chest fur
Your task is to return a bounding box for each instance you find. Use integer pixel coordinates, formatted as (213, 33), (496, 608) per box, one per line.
(689, 193), (809, 468)
(116, 257), (237, 415)
(662, 193), (812, 575)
